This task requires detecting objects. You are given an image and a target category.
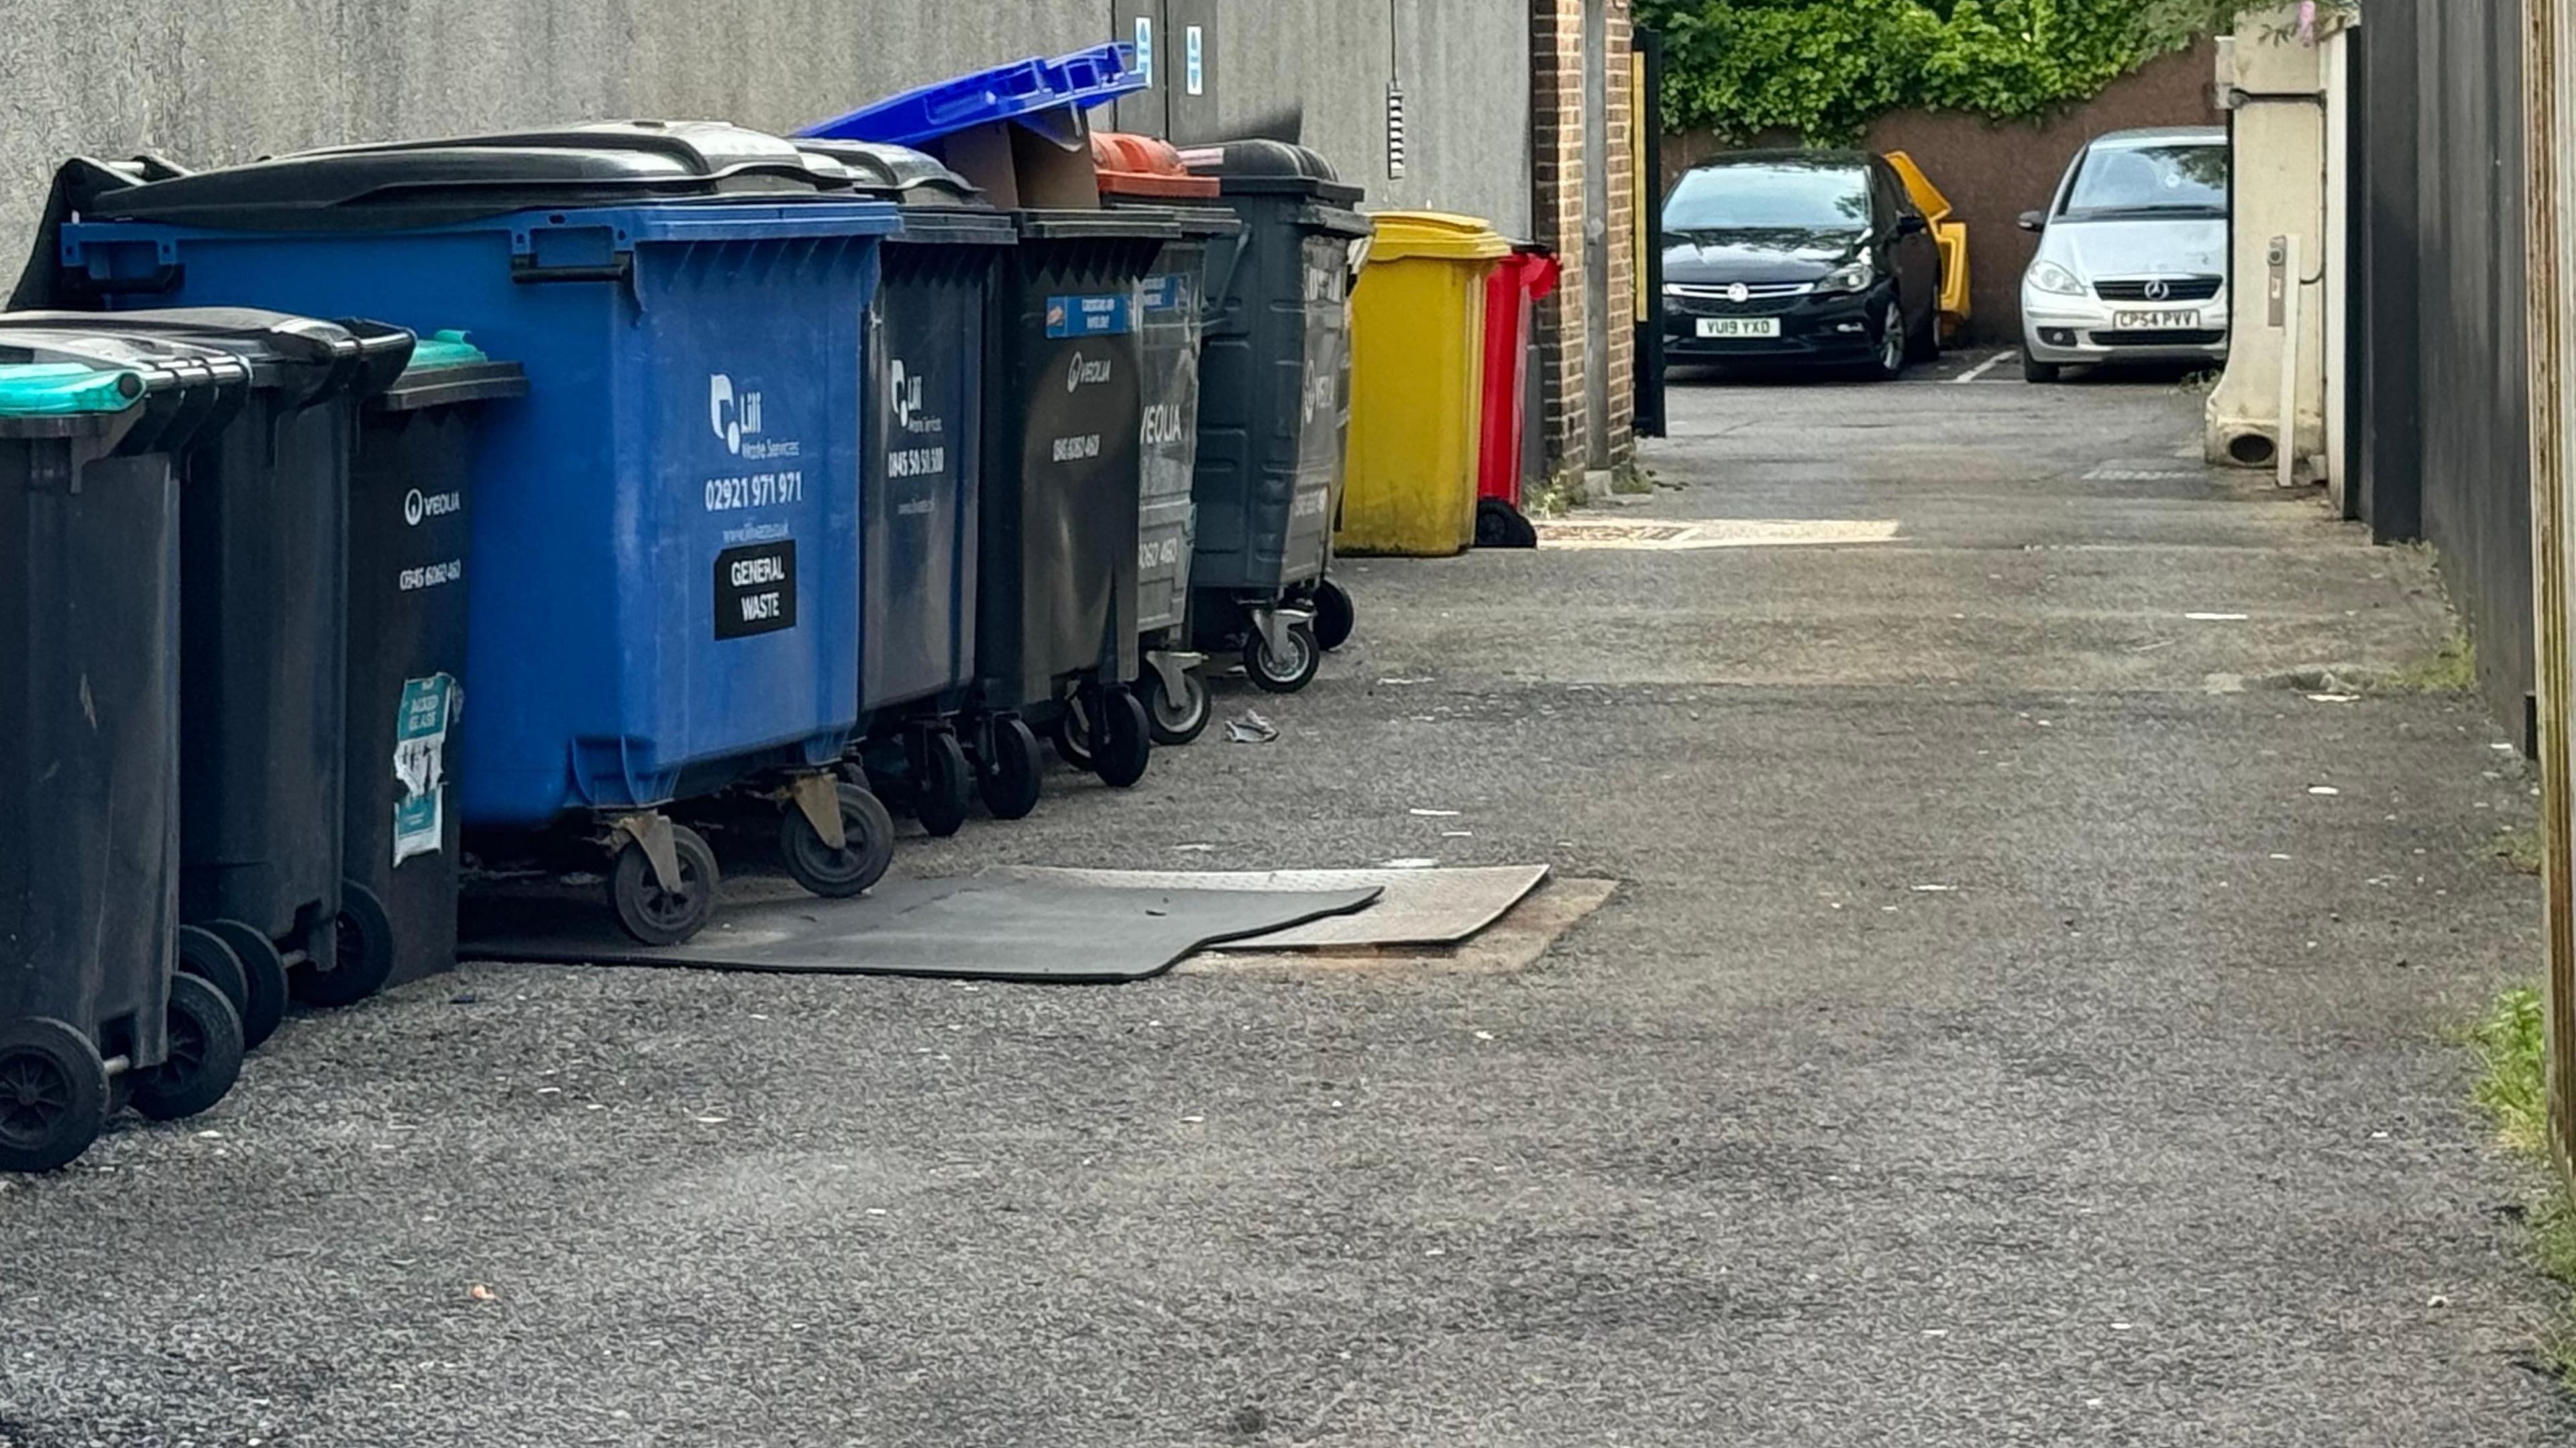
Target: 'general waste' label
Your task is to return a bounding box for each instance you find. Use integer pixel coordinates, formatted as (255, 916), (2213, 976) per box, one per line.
(714, 540), (798, 640)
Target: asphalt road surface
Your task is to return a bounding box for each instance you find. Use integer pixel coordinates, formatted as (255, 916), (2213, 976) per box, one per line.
(5, 360), (2570, 1447)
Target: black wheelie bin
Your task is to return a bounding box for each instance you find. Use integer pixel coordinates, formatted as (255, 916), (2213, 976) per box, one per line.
(975, 204), (1181, 801)
(9, 310), (416, 1048)
(337, 333), (526, 998)
(0, 325), (252, 1172)
(1179, 141), (1372, 673)
(795, 140), (1020, 834)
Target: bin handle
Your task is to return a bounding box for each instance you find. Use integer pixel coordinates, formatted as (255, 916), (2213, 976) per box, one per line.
(509, 256), (635, 285)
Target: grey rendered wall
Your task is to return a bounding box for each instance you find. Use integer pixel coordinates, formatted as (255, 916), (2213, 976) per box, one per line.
(0, 0), (1531, 268)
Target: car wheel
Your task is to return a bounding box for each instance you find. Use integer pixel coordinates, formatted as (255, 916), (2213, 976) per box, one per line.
(2022, 352), (2063, 384)
(1868, 299), (1907, 381)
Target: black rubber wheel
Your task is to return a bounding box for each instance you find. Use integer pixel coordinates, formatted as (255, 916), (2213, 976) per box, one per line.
(129, 974), (244, 1123)
(1145, 668), (1213, 746)
(204, 919), (288, 1051)
(176, 925), (250, 1023)
(1867, 298), (1907, 381)
(1246, 621), (1322, 694)
(779, 782), (896, 899)
(979, 716), (1044, 820)
(0, 1018), (109, 1174)
(1091, 686), (1153, 789)
(1475, 498), (1539, 549)
(297, 880), (397, 1009)
(1052, 695), (1095, 771)
(1311, 579), (1355, 653)
(2022, 353), (2062, 384)
(606, 824), (721, 946)
(916, 730), (972, 838)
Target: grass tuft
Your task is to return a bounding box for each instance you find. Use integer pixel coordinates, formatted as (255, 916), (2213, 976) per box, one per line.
(2469, 985), (2576, 1383)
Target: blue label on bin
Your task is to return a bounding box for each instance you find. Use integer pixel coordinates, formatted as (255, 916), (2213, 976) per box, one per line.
(1140, 274), (1185, 314)
(1045, 293), (1136, 339)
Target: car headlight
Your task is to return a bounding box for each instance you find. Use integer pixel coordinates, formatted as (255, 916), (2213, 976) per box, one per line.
(2028, 261), (2086, 296)
(1817, 258), (1874, 294)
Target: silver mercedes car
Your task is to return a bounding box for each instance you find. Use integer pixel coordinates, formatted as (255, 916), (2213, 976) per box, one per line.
(2017, 127), (2231, 382)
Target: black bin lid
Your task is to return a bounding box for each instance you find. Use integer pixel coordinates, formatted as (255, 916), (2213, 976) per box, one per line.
(77, 121), (859, 233)
(794, 140), (984, 207)
(1176, 140), (1364, 205)
(6, 308), (416, 402)
(794, 140), (1016, 248)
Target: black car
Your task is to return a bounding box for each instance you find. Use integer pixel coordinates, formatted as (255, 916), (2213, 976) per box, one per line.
(1661, 150), (1943, 378)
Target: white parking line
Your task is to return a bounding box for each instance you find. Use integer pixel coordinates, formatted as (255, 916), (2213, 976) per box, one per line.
(1954, 349), (2015, 384)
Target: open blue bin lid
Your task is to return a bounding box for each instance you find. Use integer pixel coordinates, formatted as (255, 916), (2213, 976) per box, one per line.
(796, 42), (1147, 148)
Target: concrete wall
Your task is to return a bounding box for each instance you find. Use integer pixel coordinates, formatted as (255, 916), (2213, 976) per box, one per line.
(0, 0), (1530, 266)
(1661, 40), (2220, 344)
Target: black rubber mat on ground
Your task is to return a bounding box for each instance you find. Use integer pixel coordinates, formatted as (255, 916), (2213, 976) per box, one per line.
(461, 877), (1384, 983)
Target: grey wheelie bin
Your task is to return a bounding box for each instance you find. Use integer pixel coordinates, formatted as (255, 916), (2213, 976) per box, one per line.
(340, 334), (527, 997)
(1182, 141), (1372, 681)
(10, 311), (415, 1050)
(975, 205), (1181, 803)
(0, 325), (251, 1172)
(1090, 131), (1243, 748)
(796, 140), (1019, 834)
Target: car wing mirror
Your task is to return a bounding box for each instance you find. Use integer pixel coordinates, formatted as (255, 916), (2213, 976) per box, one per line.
(2017, 211), (2047, 233)
(1896, 214), (1930, 237)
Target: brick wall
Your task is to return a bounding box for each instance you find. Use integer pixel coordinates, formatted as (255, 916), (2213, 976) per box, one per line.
(1531, 0), (1591, 471)
(1604, 0), (1637, 467)
(1529, 0), (1639, 483)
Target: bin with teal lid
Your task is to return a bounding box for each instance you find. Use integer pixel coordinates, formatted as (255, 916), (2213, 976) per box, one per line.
(339, 329), (527, 996)
(0, 323), (253, 1172)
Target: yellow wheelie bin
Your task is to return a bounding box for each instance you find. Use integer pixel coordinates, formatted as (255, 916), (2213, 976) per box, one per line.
(1341, 211), (1510, 557)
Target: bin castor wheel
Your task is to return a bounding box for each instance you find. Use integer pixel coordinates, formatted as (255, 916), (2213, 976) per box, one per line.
(1052, 696), (1095, 771)
(1247, 621), (1322, 694)
(176, 925), (251, 1023)
(916, 730), (972, 839)
(129, 974), (245, 1124)
(297, 881), (398, 1009)
(1145, 667), (1213, 746)
(1476, 498), (1539, 549)
(1092, 686), (1153, 789)
(204, 920), (289, 1051)
(979, 716), (1044, 821)
(779, 782), (896, 899)
(0, 1017), (110, 1174)
(607, 824), (720, 946)
(1312, 579), (1355, 653)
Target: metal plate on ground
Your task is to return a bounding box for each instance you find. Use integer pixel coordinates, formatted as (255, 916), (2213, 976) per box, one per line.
(989, 865), (1548, 948)
(462, 878), (1383, 983)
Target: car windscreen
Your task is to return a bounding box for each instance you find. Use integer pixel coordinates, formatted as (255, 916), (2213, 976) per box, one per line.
(1664, 162), (1871, 231)
(2061, 144), (2228, 218)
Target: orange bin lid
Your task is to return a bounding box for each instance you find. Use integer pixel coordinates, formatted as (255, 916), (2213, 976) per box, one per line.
(1091, 131), (1222, 199)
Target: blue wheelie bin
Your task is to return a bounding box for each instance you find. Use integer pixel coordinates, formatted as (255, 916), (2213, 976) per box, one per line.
(0, 324), (250, 1171)
(796, 140), (1018, 836)
(49, 124), (905, 946)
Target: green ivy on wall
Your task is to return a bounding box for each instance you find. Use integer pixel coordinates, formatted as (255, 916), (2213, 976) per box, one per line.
(1638, 0), (2231, 144)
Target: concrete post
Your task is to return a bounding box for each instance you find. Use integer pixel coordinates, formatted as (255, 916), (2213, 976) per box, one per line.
(2206, 6), (2342, 474)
